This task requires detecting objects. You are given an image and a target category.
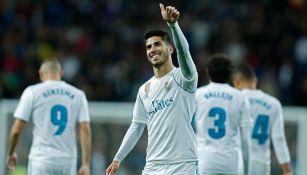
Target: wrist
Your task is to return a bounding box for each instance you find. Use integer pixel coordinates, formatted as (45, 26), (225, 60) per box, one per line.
(167, 21), (178, 27)
(113, 160), (120, 164)
(8, 152), (16, 157)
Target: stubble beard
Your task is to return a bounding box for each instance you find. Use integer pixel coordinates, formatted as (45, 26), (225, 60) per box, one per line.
(149, 54), (169, 69)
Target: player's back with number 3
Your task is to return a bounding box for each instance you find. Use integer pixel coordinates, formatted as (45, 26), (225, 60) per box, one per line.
(195, 54), (251, 175)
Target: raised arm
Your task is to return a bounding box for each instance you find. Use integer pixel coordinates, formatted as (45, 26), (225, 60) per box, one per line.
(106, 122), (146, 175)
(78, 121), (92, 175)
(160, 3), (197, 80)
(6, 119), (26, 170)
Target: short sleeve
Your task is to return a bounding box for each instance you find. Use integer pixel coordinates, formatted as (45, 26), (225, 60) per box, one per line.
(14, 87), (34, 122)
(132, 93), (147, 124)
(78, 91), (90, 122)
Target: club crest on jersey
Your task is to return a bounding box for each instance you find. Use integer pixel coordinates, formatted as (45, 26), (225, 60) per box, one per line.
(143, 82), (151, 98)
(147, 97), (174, 120)
(164, 81), (171, 91)
(145, 82), (151, 93)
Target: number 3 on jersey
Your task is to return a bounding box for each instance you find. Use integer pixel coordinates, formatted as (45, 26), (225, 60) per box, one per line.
(51, 105), (68, 136)
(252, 114), (269, 144)
(208, 107), (226, 139)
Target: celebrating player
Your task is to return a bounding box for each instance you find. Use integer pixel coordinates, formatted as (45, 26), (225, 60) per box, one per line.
(106, 3), (198, 175)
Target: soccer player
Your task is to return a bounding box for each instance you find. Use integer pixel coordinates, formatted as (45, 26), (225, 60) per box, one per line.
(106, 3), (198, 175)
(195, 54), (251, 175)
(232, 64), (292, 175)
(6, 59), (91, 175)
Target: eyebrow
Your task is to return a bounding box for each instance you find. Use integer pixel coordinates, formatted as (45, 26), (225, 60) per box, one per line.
(146, 41), (162, 48)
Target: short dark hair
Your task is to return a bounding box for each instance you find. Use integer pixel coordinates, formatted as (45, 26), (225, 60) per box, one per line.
(233, 63), (257, 81)
(144, 29), (172, 44)
(207, 53), (233, 83)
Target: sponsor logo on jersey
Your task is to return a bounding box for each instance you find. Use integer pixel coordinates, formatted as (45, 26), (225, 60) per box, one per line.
(147, 97), (174, 119)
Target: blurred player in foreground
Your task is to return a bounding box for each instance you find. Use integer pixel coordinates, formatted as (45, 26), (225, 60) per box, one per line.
(6, 59), (91, 175)
(232, 64), (292, 175)
(106, 3), (198, 175)
(195, 54), (251, 175)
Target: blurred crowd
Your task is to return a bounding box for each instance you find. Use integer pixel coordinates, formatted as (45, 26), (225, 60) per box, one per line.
(0, 0), (307, 105)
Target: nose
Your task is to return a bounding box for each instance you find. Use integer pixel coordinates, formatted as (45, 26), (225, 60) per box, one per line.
(152, 44), (161, 52)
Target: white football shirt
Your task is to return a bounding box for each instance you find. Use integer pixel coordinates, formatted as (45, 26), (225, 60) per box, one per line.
(133, 67), (198, 164)
(195, 82), (251, 174)
(14, 80), (90, 164)
(241, 89), (290, 164)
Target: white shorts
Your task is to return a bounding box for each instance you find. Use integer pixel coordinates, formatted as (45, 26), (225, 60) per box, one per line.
(250, 160), (270, 175)
(142, 161), (199, 175)
(28, 159), (77, 175)
(199, 173), (241, 175)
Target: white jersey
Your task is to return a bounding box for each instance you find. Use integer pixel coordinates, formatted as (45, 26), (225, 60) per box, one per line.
(133, 67), (198, 164)
(195, 83), (251, 174)
(14, 80), (90, 164)
(242, 89), (290, 165)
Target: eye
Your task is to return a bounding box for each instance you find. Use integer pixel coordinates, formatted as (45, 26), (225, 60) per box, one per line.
(154, 42), (162, 46)
(146, 45), (152, 50)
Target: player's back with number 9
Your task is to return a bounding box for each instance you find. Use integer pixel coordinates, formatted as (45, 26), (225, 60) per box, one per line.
(7, 58), (91, 175)
(17, 78), (88, 163)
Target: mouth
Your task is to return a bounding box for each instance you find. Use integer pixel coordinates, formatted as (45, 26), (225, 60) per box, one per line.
(152, 55), (160, 59)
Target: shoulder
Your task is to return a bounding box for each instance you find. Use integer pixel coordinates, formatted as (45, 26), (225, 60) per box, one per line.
(266, 93), (282, 109)
(196, 85), (208, 94)
(138, 77), (154, 95)
(23, 82), (45, 94)
(61, 82), (87, 98)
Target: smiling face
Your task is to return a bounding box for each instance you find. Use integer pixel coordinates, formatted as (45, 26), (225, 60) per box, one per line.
(145, 36), (173, 68)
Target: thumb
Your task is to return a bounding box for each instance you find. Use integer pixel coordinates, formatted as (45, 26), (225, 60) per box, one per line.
(159, 3), (165, 13)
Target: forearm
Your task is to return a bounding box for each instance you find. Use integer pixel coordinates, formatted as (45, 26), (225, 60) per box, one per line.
(168, 22), (197, 79)
(80, 122), (92, 165)
(114, 122), (145, 163)
(8, 119), (25, 156)
(8, 132), (20, 156)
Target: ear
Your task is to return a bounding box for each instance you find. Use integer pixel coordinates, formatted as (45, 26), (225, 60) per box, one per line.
(232, 75), (241, 88)
(168, 44), (174, 54)
(60, 70), (64, 78)
(39, 69), (44, 82)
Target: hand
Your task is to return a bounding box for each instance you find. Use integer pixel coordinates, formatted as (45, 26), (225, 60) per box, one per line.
(106, 161), (120, 175)
(6, 153), (18, 170)
(283, 173), (292, 175)
(78, 164), (90, 175)
(159, 3), (180, 24)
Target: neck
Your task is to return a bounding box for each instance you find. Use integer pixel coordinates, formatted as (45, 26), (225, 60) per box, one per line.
(153, 60), (174, 78)
(42, 75), (61, 81)
(242, 81), (256, 90)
